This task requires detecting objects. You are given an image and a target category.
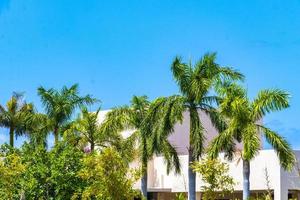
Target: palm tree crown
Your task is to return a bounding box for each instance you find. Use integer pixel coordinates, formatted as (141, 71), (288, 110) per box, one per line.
(146, 53), (244, 200)
(37, 84), (97, 145)
(0, 93), (34, 147)
(65, 106), (122, 152)
(208, 82), (295, 200)
(103, 95), (181, 199)
(209, 82), (295, 167)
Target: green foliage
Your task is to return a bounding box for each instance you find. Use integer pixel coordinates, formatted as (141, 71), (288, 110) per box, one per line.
(38, 84), (97, 144)
(209, 82), (295, 170)
(0, 145), (25, 200)
(20, 141), (86, 200)
(65, 106), (122, 153)
(49, 141), (85, 200)
(0, 73), (295, 200)
(0, 93), (34, 147)
(103, 95), (151, 166)
(147, 53), (243, 162)
(75, 147), (139, 200)
(175, 193), (187, 200)
(191, 158), (235, 200)
(143, 54), (243, 200)
(0, 139), (137, 200)
(20, 144), (53, 199)
(105, 95), (182, 199)
(26, 113), (52, 148)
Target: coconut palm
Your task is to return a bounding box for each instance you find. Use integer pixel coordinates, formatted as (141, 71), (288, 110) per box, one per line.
(37, 84), (97, 145)
(0, 93), (34, 147)
(208, 82), (295, 200)
(103, 95), (180, 199)
(146, 53), (243, 200)
(65, 106), (122, 152)
(25, 113), (52, 148)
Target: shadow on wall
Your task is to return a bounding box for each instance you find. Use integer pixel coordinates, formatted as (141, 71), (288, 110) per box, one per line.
(0, 0), (10, 14)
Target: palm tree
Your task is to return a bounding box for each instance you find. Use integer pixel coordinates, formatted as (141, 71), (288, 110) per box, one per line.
(146, 53), (243, 200)
(0, 93), (34, 147)
(37, 84), (97, 145)
(208, 82), (295, 200)
(66, 106), (122, 152)
(26, 113), (52, 148)
(103, 95), (181, 199)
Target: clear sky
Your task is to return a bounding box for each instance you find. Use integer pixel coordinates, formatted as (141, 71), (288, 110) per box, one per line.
(0, 0), (299, 149)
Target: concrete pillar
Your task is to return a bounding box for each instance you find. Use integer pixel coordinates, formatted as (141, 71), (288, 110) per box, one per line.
(274, 187), (288, 200)
(297, 192), (300, 200)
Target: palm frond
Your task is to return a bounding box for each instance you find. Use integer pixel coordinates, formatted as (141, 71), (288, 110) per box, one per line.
(161, 140), (181, 174)
(100, 106), (134, 135)
(252, 89), (290, 120)
(207, 128), (235, 161)
(217, 67), (244, 82)
(38, 84), (97, 132)
(171, 56), (193, 96)
(189, 106), (205, 159)
(202, 107), (227, 133)
(154, 96), (185, 143)
(259, 125), (295, 170)
(242, 125), (260, 161)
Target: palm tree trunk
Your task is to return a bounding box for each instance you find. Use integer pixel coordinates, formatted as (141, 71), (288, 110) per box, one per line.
(90, 142), (95, 152)
(188, 149), (196, 200)
(9, 127), (14, 147)
(141, 169), (148, 200)
(54, 126), (59, 145)
(243, 159), (250, 200)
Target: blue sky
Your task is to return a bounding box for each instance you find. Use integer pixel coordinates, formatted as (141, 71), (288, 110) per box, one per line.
(0, 0), (299, 148)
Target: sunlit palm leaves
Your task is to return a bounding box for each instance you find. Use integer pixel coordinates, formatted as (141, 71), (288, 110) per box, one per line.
(150, 53), (243, 159)
(37, 84), (97, 144)
(0, 93), (34, 147)
(208, 82), (295, 170)
(103, 95), (181, 199)
(65, 106), (122, 152)
(147, 53), (243, 200)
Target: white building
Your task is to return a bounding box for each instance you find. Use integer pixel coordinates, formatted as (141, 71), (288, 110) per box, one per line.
(98, 110), (300, 200)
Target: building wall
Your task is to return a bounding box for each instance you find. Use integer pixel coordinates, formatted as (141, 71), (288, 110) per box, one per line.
(167, 110), (245, 155)
(144, 150), (300, 200)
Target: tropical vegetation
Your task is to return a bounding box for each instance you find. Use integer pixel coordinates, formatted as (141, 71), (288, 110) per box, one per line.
(0, 53), (296, 200)
(192, 158), (235, 200)
(208, 82), (295, 200)
(103, 95), (180, 199)
(144, 53), (243, 200)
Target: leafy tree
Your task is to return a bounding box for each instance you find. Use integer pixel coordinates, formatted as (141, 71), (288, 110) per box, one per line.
(104, 95), (180, 199)
(191, 158), (235, 200)
(146, 53), (243, 200)
(21, 144), (53, 199)
(0, 145), (25, 200)
(49, 140), (85, 200)
(0, 93), (34, 147)
(75, 147), (139, 200)
(208, 82), (295, 200)
(20, 139), (86, 199)
(38, 84), (97, 145)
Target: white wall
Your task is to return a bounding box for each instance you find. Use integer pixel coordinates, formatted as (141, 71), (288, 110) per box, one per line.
(145, 150), (300, 196)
